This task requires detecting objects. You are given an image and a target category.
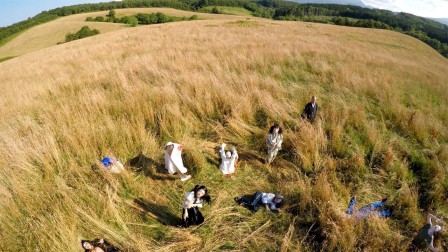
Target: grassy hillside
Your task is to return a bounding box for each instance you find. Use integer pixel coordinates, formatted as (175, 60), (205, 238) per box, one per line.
(0, 17), (447, 251)
(0, 8), (242, 60)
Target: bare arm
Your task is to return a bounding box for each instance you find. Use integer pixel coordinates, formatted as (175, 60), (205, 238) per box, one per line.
(429, 237), (439, 252)
(427, 213), (441, 225)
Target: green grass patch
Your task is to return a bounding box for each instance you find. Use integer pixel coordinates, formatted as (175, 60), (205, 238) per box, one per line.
(0, 56), (15, 63)
(199, 6), (252, 16)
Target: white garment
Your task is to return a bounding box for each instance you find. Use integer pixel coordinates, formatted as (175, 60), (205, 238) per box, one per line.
(164, 143), (188, 174)
(219, 147), (238, 175)
(181, 191), (203, 209)
(261, 193), (278, 211)
(108, 160), (125, 174)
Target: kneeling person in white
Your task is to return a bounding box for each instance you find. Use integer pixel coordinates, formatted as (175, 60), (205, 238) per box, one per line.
(164, 142), (191, 181)
(219, 143), (238, 175)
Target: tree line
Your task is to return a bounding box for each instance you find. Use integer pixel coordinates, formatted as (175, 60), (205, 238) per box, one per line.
(0, 0), (447, 57)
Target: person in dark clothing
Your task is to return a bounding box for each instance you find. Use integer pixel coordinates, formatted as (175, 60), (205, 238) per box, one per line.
(182, 185), (211, 227)
(301, 96), (318, 123)
(410, 213), (442, 252)
(81, 239), (120, 252)
(235, 192), (285, 212)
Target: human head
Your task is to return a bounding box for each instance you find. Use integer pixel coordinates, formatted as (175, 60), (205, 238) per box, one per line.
(164, 142), (174, 150)
(192, 185), (211, 204)
(269, 124), (283, 134)
(311, 96), (317, 103)
(431, 225), (442, 234)
(81, 240), (94, 250)
(273, 194), (285, 207)
(226, 151), (231, 159)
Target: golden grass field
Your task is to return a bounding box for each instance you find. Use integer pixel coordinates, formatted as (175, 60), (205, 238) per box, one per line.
(0, 8), (243, 60)
(0, 10), (448, 251)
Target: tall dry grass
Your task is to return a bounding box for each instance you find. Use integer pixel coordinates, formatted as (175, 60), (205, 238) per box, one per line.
(0, 17), (447, 251)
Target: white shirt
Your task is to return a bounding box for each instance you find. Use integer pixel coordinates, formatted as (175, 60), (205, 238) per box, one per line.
(181, 191), (203, 209)
(261, 193), (278, 211)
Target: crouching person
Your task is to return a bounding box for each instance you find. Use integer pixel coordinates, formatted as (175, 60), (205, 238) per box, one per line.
(235, 192), (285, 212)
(219, 143), (238, 176)
(164, 142), (191, 181)
(182, 185), (211, 227)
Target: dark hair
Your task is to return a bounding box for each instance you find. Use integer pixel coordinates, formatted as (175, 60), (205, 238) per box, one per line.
(269, 124), (283, 134)
(81, 240), (91, 250)
(191, 184), (211, 204)
(274, 194), (285, 208)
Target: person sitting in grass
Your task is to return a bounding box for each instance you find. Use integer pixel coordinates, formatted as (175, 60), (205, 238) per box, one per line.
(101, 156), (125, 174)
(182, 185), (211, 227)
(410, 213), (443, 252)
(164, 142), (191, 181)
(266, 124), (283, 164)
(219, 143), (238, 176)
(235, 192), (285, 212)
(345, 196), (391, 220)
(81, 238), (120, 252)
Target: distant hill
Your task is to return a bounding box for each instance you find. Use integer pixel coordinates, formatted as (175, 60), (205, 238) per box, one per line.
(288, 0), (370, 7)
(429, 17), (448, 26)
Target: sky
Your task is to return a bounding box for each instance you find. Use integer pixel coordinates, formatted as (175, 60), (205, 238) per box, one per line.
(0, 0), (120, 27)
(361, 0), (448, 18)
(0, 0), (447, 27)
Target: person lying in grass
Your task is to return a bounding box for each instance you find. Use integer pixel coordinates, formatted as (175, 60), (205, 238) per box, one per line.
(81, 238), (120, 252)
(182, 185), (211, 227)
(345, 196), (391, 220)
(100, 156), (125, 174)
(164, 142), (191, 181)
(235, 192), (285, 212)
(219, 143), (238, 176)
(410, 213), (443, 252)
(266, 124), (283, 164)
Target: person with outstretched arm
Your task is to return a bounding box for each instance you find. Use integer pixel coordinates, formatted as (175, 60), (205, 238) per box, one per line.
(219, 143), (238, 176)
(345, 196), (391, 220)
(411, 213), (443, 252)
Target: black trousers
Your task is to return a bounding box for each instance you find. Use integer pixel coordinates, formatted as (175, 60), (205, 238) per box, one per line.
(240, 191), (263, 212)
(182, 207), (204, 227)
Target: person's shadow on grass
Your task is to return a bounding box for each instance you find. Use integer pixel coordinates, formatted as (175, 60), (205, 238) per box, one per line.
(133, 198), (180, 226)
(127, 153), (176, 181)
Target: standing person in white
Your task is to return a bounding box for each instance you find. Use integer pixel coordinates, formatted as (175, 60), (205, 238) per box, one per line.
(164, 142), (191, 181)
(219, 143), (238, 175)
(266, 124), (283, 164)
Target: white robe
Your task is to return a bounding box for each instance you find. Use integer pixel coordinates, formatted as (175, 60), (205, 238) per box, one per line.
(164, 143), (188, 174)
(219, 149), (238, 175)
(109, 160), (125, 174)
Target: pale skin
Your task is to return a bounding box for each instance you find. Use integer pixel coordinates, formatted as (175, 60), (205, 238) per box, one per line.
(82, 240), (105, 252)
(264, 196), (283, 212)
(183, 189), (205, 220)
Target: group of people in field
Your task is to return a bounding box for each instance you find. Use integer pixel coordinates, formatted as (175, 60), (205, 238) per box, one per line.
(83, 96), (443, 252)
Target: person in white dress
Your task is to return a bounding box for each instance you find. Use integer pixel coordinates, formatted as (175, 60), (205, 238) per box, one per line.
(164, 142), (191, 181)
(219, 143), (238, 175)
